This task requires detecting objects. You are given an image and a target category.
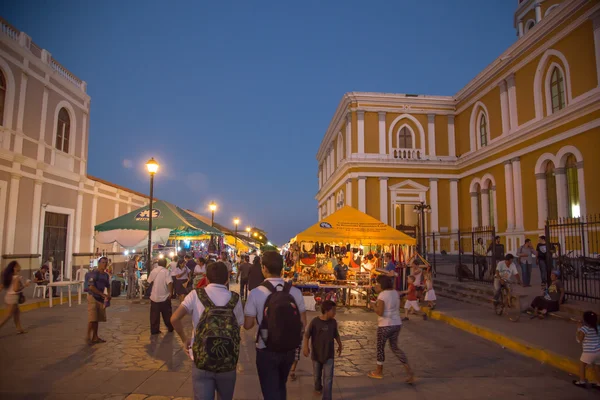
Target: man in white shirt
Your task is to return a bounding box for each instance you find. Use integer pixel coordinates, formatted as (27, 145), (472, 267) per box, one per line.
(494, 254), (522, 304)
(171, 262), (244, 400)
(244, 251), (307, 400)
(148, 258), (174, 335)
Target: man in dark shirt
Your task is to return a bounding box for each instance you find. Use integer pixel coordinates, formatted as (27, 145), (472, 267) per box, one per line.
(185, 255), (197, 273)
(87, 257), (111, 345)
(237, 255), (252, 301)
(303, 300), (342, 400)
(333, 258), (349, 305)
(536, 235), (550, 285)
(487, 236), (505, 275)
(247, 256), (265, 291)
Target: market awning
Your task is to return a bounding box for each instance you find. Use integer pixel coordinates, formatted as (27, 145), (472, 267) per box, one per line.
(292, 206), (416, 246)
(94, 200), (222, 247)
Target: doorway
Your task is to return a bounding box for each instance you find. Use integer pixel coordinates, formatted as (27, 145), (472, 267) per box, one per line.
(41, 212), (68, 275)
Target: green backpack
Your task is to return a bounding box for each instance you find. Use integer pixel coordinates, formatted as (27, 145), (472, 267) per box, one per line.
(192, 288), (241, 373)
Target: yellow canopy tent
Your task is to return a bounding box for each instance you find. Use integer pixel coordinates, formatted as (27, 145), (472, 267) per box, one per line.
(292, 206), (416, 246)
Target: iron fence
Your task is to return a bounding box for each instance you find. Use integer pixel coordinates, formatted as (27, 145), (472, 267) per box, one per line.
(546, 215), (600, 302)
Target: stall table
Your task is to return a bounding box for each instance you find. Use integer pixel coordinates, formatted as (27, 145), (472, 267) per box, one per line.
(293, 283), (372, 308)
(48, 281), (82, 308)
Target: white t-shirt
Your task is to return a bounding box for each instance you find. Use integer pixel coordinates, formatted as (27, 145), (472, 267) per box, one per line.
(168, 261), (177, 271)
(376, 289), (402, 327)
(172, 265), (189, 280)
(181, 283), (244, 347)
(244, 278), (307, 349)
(194, 264), (206, 275)
(147, 266), (172, 302)
(496, 261), (519, 282)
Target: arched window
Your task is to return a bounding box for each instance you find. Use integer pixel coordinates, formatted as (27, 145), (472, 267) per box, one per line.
(565, 155), (580, 218)
(0, 70), (6, 126)
(398, 127), (412, 148)
(476, 184), (483, 228)
(544, 161), (558, 220)
(525, 20), (535, 33)
(479, 113), (488, 148)
(487, 182), (495, 227)
(550, 67), (565, 113)
(55, 108), (70, 153)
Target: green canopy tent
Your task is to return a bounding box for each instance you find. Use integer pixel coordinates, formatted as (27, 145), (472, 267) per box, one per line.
(94, 200), (222, 248)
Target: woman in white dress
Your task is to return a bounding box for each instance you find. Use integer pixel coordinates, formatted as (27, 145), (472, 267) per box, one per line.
(0, 261), (31, 334)
(423, 271), (436, 309)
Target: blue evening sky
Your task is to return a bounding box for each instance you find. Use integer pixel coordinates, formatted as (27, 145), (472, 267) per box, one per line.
(5, 1), (516, 245)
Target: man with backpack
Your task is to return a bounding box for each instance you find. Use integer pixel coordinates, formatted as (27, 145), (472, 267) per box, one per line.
(244, 251), (307, 400)
(170, 261), (244, 400)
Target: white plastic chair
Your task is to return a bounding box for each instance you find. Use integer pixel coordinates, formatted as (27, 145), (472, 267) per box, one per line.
(75, 268), (89, 295)
(33, 283), (47, 299)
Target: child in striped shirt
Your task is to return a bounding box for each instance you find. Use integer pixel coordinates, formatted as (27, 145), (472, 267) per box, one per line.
(573, 311), (600, 389)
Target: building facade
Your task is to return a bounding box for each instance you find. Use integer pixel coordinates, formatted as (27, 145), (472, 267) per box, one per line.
(315, 0), (600, 255)
(0, 18), (148, 276)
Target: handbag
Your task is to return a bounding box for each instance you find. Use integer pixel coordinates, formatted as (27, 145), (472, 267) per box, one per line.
(18, 292), (25, 304)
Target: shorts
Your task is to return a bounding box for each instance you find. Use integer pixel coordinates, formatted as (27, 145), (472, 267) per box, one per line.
(404, 300), (421, 311)
(87, 294), (107, 322)
(580, 351), (600, 365)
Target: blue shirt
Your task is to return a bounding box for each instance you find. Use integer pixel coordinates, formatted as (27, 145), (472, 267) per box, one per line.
(334, 264), (349, 280)
(88, 271), (110, 303)
(385, 261), (396, 272)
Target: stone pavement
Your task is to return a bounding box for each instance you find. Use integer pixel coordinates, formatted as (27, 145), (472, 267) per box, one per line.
(0, 297), (598, 399)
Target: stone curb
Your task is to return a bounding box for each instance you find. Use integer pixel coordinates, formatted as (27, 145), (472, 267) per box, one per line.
(0, 294), (80, 316)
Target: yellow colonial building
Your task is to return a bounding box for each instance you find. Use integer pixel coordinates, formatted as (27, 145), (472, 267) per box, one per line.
(315, 0), (600, 255)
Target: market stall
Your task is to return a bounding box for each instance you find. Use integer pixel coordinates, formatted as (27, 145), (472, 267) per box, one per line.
(288, 206), (416, 309)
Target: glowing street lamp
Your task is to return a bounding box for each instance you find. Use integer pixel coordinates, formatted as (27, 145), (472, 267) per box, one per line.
(209, 202), (217, 227)
(246, 227), (251, 238)
(145, 157), (159, 272)
(233, 218), (240, 260)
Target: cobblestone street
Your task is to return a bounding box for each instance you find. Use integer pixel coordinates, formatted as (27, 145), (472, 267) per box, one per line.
(0, 298), (597, 400)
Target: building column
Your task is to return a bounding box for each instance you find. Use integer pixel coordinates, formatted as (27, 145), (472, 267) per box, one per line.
(506, 74), (519, 132)
(80, 113), (88, 175)
(535, 173), (547, 229)
(358, 176), (366, 212)
(470, 191), (479, 227)
(447, 115), (456, 157)
(481, 188), (490, 227)
(378, 112), (386, 155)
(512, 157), (524, 231)
(318, 168), (322, 190)
(518, 19), (524, 38)
(429, 178), (439, 232)
(357, 111), (365, 154)
(593, 13), (600, 88)
(427, 114), (436, 157)
(5, 174), (20, 254)
(379, 177), (388, 224)
(535, 2), (542, 23)
(346, 179), (352, 207)
(555, 168), (568, 218)
(504, 161), (515, 231)
(329, 147), (334, 177)
(74, 186), (83, 253)
(14, 71), (28, 153)
(577, 161), (587, 217)
(345, 113), (352, 159)
(89, 191), (98, 253)
(492, 186), (498, 228)
(449, 179), (459, 252)
(30, 180), (43, 254)
(37, 86), (49, 161)
(499, 80), (510, 136)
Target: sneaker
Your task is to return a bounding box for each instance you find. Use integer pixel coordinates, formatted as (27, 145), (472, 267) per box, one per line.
(402, 317), (409, 321)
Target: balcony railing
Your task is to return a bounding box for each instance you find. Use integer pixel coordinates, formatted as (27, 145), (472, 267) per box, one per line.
(392, 148), (423, 160)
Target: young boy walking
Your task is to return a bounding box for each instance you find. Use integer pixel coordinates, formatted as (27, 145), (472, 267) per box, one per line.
(401, 275), (428, 321)
(303, 300), (343, 400)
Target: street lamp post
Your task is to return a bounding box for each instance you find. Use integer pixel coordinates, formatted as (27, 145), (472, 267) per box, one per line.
(233, 218), (240, 261)
(246, 227), (251, 238)
(209, 202), (217, 227)
(146, 158), (159, 273)
(413, 201), (431, 258)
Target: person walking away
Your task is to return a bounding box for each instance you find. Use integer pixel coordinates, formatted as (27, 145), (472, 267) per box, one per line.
(303, 300), (342, 400)
(193, 257), (208, 289)
(0, 261), (31, 334)
(173, 259), (190, 301)
(530, 270), (564, 318)
(518, 239), (535, 287)
(126, 255), (140, 299)
(87, 257), (111, 345)
(185, 255), (197, 274)
(368, 275), (414, 382)
(244, 251), (307, 400)
(573, 311), (600, 388)
(475, 238), (488, 280)
(247, 256), (265, 291)
(423, 270), (436, 309)
(148, 258), (174, 335)
(333, 257), (349, 305)
(171, 262), (244, 400)
(400, 275), (428, 321)
(536, 235), (550, 286)
(487, 236), (505, 276)
(237, 255), (252, 301)
(493, 254), (522, 305)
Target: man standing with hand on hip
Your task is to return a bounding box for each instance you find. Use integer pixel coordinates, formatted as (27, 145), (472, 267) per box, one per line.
(148, 258), (174, 335)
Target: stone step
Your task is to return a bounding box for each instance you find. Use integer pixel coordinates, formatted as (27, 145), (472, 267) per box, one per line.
(433, 283), (494, 308)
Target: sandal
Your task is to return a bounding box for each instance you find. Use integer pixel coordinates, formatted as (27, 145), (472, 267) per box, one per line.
(92, 338), (106, 344)
(367, 371), (383, 379)
(572, 380), (587, 388)
(17, 330), (28, 335)
(406, 374), (415, 384)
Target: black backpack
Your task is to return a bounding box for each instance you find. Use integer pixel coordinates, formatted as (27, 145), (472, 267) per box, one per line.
(257, 281), (303, 352)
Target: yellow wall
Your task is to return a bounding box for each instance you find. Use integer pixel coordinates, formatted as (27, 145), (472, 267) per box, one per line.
(455, 105), (472, 156)
(435, 115), (449, 156)
(351, 179), (358, 209)
(351, 111), (358, 153)
(437, 179), (451, 229)
(481, 86), (503, 140)
(364, 112), (379, 153)
(365, 177), (380, 221)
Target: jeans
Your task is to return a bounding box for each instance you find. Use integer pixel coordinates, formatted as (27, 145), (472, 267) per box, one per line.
(520, 263), (532, 286)
(256, 348), (295, 400)
(240, 279), (248, 300)
(538, 259), (548, 284)
(493, 278), (508, 302)
(313, 359), (334, 400)
(192, 366), (236, 400)
(150, 299), (173, 334)
(127, 274), (137, 298)
(477, 256), (488, 280)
